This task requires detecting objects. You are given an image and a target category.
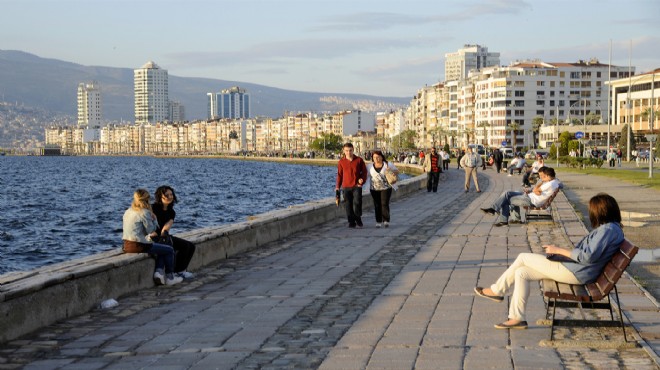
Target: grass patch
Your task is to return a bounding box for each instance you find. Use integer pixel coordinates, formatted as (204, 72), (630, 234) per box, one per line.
(556, 167), (660, 190)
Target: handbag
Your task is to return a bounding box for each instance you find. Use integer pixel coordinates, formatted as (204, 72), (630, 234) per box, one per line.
(384, 169), (398, 185)
(157, 231), (174, 247)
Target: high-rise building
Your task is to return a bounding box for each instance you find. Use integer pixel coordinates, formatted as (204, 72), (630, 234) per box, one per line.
(207, 86), (250, 119)
(134, 61), (169, 124)
(77, 81), (102, 128)
(445, 44), (500, 82)
(169, 100), (185, 122)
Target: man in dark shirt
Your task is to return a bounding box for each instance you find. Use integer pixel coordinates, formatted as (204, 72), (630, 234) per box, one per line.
(336, 143), (368, 228)
(492, 147), (504, 173)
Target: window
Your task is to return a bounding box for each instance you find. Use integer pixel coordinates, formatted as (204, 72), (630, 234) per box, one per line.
(537, 81), (545, 86)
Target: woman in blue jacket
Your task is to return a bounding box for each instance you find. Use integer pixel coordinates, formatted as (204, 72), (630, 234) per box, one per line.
(474, 193), (624, 329)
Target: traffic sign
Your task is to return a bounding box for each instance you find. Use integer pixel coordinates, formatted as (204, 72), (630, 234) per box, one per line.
(575, 131), (585, 139)
(501, 141), (507, 146)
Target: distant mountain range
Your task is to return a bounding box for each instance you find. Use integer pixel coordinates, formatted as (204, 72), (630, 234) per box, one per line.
(0, 50), (409, 121)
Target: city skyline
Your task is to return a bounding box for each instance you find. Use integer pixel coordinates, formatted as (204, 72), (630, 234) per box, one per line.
(2, 0), (659, 98)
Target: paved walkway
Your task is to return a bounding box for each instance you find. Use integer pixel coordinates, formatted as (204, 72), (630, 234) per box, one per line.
(1, 168), (659, 369)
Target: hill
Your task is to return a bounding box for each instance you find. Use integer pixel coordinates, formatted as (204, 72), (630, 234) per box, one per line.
(0, 50), (408, 121)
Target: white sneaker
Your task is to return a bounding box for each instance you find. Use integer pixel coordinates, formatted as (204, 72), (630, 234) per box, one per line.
(507, 174), (512, 177)
(376, 223), (382, 228)
(177, 271), (195, 279)
(153, 271), (165, 285)
(166, 275), (183, 286)
(383, 221), (390, 228)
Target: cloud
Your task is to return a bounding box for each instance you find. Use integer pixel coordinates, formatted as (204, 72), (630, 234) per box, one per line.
(309, 0), (531, 32)
(166, 36), (435, 69)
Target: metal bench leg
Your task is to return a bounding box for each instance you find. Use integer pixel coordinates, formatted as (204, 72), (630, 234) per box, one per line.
(550, 297), (558, 341)
(613, 285), (628, 342)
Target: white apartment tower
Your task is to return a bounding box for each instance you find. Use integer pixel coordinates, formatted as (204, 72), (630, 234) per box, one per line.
(445, 44), (500, 82)
(134, 61), (169, 124)
(77, 81), (102, 128)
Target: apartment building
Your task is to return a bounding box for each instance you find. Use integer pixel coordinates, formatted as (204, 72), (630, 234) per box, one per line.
(77, 81), (102, 128)
(445, 44), (500, 82)
(207, 86), (251, 119)
(134, 61), (169, 124)
(608, 68), (660, 132)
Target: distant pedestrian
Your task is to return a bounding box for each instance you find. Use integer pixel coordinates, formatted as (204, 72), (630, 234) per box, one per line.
(368, 150), (398, 228)
(492, 147), (504, 173)
(607, 150), (617, 168)
(423, 147), (442, 192)
(441, 150), (450, 171)
(456, 150), (465, 169)
(336, 143), (367, 228)
(460, 147), (482, 193)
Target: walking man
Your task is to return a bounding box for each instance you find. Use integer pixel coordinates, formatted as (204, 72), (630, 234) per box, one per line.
(336, 143), (368, 228)
(492, 147), (504, 173)
(423, 147), (442, 192)
(460, 147), (482, 193)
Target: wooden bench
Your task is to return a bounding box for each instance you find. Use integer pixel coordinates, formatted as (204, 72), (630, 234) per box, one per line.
(523, 187), (560, 223)
(542, 239), (638, 341)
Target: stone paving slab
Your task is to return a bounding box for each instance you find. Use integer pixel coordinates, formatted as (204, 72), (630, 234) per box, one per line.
(0, 168), (658, 369)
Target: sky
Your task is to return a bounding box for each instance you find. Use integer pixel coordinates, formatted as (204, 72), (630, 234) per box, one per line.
(1, 0), (659, 97)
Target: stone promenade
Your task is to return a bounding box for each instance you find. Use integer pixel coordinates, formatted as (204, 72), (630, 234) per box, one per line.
(1, 168), (659, 369)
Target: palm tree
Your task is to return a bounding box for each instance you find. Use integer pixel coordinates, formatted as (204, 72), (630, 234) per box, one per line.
(477, 122), (490, 146)
(531, 116), (544, 149)
(641, 107), (660, 130)
(507, 122), (521, 153)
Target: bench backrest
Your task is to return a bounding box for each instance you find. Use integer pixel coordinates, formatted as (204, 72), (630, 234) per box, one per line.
(585, 239), (638, 301)
(527, 187), (560, 210)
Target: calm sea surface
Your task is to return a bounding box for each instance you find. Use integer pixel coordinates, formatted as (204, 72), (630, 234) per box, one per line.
(0, 156), (343, 275)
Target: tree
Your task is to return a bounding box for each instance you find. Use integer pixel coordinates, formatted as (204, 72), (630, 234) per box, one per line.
(641, 107), (660, 129)
(477, 122), (490, 146)
(309, 132), (343, 152)
(228, 130), (239, 140)
(618, 124), (636, 153)
(506, 122), (521, 153)
(531, 116), (544, 149)
(391, 130), (418, 151)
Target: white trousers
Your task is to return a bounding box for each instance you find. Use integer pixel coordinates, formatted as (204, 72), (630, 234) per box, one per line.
(490, 253), (580, 321)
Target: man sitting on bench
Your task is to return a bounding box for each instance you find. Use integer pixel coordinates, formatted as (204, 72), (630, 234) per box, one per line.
(508, 154), (526, 176)
(474, 193), (625, 330)
(481, 166), (560, 226)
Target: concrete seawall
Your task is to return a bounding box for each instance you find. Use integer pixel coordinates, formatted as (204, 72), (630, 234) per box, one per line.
(0, 164), (424, 344)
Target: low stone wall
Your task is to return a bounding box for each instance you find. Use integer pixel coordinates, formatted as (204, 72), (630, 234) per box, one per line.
(0, 165), (424, 343)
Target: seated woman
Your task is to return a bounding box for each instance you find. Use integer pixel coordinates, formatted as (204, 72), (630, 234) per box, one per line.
(152, 186), (196, 279)
(122, 188), (183, 286)
(474, 193), (624, 329)
(522, 154), (544, 187)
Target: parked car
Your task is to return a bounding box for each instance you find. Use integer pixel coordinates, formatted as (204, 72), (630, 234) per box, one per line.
(499, 147), (514, 158)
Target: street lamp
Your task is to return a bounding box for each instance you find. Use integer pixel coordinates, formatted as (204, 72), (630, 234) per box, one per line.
(566, 99), (603, 157)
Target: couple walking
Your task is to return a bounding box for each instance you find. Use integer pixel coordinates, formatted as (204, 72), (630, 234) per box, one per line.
(335, 143), (398, 228)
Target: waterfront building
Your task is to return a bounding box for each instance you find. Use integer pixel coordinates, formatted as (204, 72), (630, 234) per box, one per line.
(207, 87), (250, 119)
(77, 81), (102, 128)
(608, 68), (660, 133)
(169, 101), (185, 122)
(445, 44), (500, 82)
(134, 61), (169, 124)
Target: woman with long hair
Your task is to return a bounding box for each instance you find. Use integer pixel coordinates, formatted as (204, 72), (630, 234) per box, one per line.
(367, 150), (398, 228)
(122, 188), (182, 286)
(474, 193), (624, 329)
(152, 186), (196, 279)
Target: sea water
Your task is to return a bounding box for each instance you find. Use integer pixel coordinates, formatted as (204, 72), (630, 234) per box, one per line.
(0, 156), (341, 275)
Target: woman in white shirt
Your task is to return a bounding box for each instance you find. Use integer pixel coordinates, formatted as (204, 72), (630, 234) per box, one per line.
(367, 150), (398, 228)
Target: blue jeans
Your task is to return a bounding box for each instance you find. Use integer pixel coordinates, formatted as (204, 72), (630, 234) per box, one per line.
(491, 191), (533, 222)
(342, 187), (363, 225)
(148, 242), (176, 273)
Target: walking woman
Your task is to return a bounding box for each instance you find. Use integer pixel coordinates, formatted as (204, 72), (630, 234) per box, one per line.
(368, 150), (398, 228)
(474, 193), (624, 329)
(153, 185), (196, 279)
(122, 188), (183, 286)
